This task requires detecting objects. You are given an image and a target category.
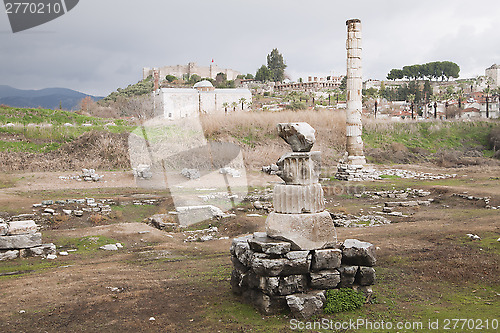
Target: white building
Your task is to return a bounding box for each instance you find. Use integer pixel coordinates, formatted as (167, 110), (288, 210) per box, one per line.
(154, 80), (252, 119)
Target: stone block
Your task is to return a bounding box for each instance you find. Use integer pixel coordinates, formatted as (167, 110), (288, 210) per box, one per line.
(311, 249), (342, 271)
(310, 270), (341, 289)
(253, 274), (308, 296)
(0, 232), (42, 250)
(230, 235), (253, 267)
(0, 223), (8, 236)
(244, 289), (288, 315)
(0, 250), (19, 261)
(277, 123), (316, 152)
(251, 256), (287, 276)
(266, 211), (337, 250)
(248, 233), (291, 255)
(19, 243), (56, 258)
(338, 265), (358, 288)
(273, 184), (325, 214)
(275, 152), (321, 185)
(355, 266), (376, 286)
(341, 239), (376, 266)
(286, 290), (326, 320)
(282, 251), (311, 275)
(7, 220), (38, 235)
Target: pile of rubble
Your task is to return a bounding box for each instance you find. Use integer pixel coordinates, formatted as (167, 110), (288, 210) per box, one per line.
(363, 188), (431, 199)
(330, 213), (392, 228)
(33, 198), (115, 218)
(133, 164), (152, 179)
(335, 166), (457, 182)
(59, 169), (104, 182)
(0, 218), (55, 261)
(183, 226), (228, 242)
(452, 193), (499, 209)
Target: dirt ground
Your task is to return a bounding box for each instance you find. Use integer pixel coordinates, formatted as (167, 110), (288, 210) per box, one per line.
(0, 164), (499, 332)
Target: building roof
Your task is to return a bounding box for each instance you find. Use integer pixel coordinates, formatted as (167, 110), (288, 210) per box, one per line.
(487, 64), (500, 70)
(193, 80), (214, 88)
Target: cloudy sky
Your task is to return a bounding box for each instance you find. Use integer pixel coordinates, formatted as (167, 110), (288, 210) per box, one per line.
(1, 0), (499, 96)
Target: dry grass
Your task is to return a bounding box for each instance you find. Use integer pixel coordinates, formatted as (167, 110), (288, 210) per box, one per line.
(200, 110), (347, 171)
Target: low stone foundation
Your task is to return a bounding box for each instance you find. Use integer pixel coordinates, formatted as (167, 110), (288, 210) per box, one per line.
(230, 233), (376, 318)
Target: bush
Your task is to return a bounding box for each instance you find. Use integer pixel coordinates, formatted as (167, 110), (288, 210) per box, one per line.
(323, 288), (365, 314)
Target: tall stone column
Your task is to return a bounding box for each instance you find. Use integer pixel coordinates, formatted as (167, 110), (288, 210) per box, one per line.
(345, 19), (366, 165)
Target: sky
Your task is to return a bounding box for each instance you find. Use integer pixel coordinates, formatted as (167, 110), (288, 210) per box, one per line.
(1, 0), (499, 96)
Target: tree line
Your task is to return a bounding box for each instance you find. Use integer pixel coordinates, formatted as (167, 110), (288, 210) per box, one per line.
(387, 61), (460, 81)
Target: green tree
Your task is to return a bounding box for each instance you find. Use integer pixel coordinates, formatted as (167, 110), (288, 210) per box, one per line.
(266, 48), (287, 82)
(239, 97), (247, 110)
(387, 69), (404, 80)
(165, 75), (177, 82)
(245, 73), (254, 80)
(231, 101), (238, 112)
(339, 76), (347, 91)
(255, 65), (271, 82)
(222, 102), (229, 114)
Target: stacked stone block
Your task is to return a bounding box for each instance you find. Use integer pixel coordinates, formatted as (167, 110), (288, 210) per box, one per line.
(230, 234), (376, 318)
(0, 219), (55, 261)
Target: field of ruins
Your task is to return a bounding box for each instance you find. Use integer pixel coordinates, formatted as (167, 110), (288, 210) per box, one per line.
(0, 103), (498, 332)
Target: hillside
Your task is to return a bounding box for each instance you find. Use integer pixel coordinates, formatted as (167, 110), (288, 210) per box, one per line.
(0, 106), (498, 172)
(0, 85), (103, 110)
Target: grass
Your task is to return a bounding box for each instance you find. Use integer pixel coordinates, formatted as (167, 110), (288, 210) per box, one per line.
(111, 203), (162, 223)
(0, 258), (64, 280)
(55, 235), (122, 254)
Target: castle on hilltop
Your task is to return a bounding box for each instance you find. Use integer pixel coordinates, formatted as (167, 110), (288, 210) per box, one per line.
(485, 64), (500, 87)
(143, 62), (241, 81)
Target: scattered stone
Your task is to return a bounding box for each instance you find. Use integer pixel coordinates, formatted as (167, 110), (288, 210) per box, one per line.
(247, 214), (261, 217)
(20, 244), (56, 258)
(74, 210), (84, 217)
(44, 208), (55, 215)
(46, 254), (57, 260)
(466, 234), (481, 241)
(219, 167), (241, 178)
(116, 243), (123, 248)
(42, 200), (54, 205)
(99, 244), (119, 251)
(0, 250), (19, 261)
(149, 317), (155, 321)
(133, 164), (153, 179)
(148, 214), (178, 231)
(62, 209), (72, 215)
(248, 233), (291, 255)
(59, 251), (69, 256)
(81, 169), (102, 182)
(181, 168), (200, 180)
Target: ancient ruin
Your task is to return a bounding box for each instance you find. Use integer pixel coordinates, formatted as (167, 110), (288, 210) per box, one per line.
(231, 123), (376, 318)
(336, 19), (367, 181)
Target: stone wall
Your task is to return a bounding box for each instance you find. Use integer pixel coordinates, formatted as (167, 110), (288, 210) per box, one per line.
(143, 62), (241, 81)
(230, 233), (376, 318)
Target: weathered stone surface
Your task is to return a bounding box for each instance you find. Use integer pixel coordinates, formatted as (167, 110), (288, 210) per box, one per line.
(7, 220), (37, 235)
(176, 205), (224, 226)
(244, 289), (288, 315)
(99, 244), (118, 251)
(248, 233), (291, 255)
(356, 266), (376, 286)
(286, 290), (326, 320)
(0, 223), (8, 236)
(230, 235), (253, 255)
(148, 214), (178, 231)
(0, 232), (42, 249)
(311, 249), (342, 271)
(341, 239), (376, 266)
(310, 270), (341, 289)
(338, 265), (358, 288)
(250, 251), (311, 276)
(232, 237), (253, 267)
(20, 244), (56, 258)
(251, 256), (287, 276)
(251, 274), (308, 296)
(0, 250), (19, 261)
(282, 251), (311, 275)
(275, 152), (321, 185)
(273, 183), (324, 213)
(266, 211), (337, 250)
(230, 255), (249, 274)
(277, 123), (316, 152)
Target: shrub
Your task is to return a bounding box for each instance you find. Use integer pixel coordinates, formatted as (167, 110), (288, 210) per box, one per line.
(323, 288), (365, 314)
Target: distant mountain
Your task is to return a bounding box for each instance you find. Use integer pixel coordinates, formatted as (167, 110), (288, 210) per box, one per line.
(0, 85), (103, 110)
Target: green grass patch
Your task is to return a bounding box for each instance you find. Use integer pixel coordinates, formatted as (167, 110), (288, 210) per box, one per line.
(379, 174), (401, 179)
(56, 235), (121, 253)
(0, 258), (63, 280)
(324, 288), (366, 314)
(111, 203), (160, 223)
